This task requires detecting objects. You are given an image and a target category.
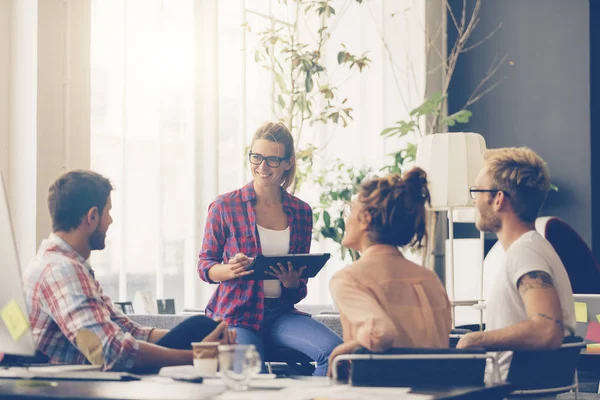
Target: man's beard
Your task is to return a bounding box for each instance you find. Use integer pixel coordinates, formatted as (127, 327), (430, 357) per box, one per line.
(476, 208), (502, 233)
(89, 226), (106, 251)
(476, 198), (502, 233)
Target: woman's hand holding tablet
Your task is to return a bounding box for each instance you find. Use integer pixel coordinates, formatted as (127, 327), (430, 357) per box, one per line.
(264, 261), (307, 288)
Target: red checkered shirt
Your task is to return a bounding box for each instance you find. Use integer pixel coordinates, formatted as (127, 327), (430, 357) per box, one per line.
(23, 234), (152, 371)
(198, 182), (312, 332)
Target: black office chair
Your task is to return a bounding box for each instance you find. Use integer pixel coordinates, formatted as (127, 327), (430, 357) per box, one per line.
(332, 346), (492, 387)
(505, 336), (585, 398)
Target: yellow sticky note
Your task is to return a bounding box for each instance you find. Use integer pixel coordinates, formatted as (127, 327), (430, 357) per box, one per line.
(0, 299), (30, 341)
(575, 302), (588, 323)
(587, 343), (600, 354)
(596, 315), (600, 324)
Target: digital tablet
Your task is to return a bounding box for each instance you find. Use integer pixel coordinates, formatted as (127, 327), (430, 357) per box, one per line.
(243, 253), (331, 281)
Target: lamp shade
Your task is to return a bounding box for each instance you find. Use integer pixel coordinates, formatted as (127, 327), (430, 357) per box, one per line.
(415, 132), (486, 209)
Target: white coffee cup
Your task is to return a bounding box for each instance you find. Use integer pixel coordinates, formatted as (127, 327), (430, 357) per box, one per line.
(191, 342), (219, 375)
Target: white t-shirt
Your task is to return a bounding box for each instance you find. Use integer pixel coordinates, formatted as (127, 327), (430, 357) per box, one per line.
(256, 224), (290, 298)
(484, 230), (575, 382)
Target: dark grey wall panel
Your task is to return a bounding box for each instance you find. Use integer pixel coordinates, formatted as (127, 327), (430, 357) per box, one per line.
(447, 0), (592, 252)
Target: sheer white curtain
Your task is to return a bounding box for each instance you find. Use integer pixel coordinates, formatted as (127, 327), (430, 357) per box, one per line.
(90, 0), (427, 310)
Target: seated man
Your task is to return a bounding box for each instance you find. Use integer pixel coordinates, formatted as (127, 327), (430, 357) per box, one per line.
(457, 147), (575, 382)
(23, 170), (235, 372)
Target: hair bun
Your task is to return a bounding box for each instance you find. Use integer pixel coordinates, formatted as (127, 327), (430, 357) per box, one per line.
(402, 167), (430, 204)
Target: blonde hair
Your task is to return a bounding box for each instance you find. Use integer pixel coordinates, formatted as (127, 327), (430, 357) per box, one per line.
(483, 147), (550, 223)
(251, 122), (296, 190)
(358, 167), (430, 248)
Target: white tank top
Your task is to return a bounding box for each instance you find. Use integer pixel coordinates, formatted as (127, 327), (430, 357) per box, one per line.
(256, 224), (290, 298)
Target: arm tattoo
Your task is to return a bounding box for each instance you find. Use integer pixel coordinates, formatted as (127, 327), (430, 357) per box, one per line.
(537, 312), (565, 331)
(517, 271), (554, 296)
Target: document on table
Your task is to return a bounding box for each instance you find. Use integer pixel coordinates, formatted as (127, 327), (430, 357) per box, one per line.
(217, 385), (433, 400)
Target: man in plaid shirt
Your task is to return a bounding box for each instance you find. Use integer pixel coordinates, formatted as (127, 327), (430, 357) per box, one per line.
(23, 170), (234, 371)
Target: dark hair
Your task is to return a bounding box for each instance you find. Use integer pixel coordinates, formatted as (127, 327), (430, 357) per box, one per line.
(357, 167), (430, 248)
(251, 122), (296, 190)
(48, 170), (113, 232)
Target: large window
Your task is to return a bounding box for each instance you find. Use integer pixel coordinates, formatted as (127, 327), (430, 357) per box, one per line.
(91, 0), (427, 311)
(91, 0), (196, 311)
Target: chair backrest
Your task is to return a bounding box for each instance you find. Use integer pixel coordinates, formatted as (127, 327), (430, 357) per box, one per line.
(506, 336), (585, 393)
(536, 216), (600, 294)
(349, 347), (487, 387)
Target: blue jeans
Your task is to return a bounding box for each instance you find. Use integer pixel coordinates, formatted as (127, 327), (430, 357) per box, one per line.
(234, 313), (343, 376)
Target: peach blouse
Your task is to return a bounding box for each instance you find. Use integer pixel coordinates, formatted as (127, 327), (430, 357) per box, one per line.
(330, 244), (452, 351)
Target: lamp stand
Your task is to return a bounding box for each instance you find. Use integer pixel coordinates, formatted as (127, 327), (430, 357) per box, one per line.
(448, 206), (455, 327)
(446, 207), (486, 331)
(479, 229), (485, 331)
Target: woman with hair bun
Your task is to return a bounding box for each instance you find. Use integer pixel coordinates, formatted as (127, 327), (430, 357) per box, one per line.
(327, 167), (452, 375)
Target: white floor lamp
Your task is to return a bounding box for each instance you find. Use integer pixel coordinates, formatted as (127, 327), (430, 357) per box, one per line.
(415, 132), (487, 327)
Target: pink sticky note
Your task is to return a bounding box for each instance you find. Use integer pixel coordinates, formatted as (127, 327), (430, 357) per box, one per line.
(586, 321), (600, 343)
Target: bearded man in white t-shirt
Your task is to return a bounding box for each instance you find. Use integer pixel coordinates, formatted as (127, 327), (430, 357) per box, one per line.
(456, 147), (576, 382)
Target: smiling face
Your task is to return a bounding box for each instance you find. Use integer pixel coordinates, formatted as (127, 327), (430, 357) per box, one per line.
(249, 139), (293, 189)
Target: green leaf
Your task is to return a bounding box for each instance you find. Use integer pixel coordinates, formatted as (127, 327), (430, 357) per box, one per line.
(337, 51), (349, 64)
(296, 93), (309, 113)
(278, 94), (286, 109)
(410, 92), (446, 118)
(380, 120), (416, 138)
(323, 210), (331, 227)
(380, 127), (400, 137)
(329, 111), (340, 124)
(339, 189), (352, 201)
(320, 86), (334, 99)
(452, 109), (472, 123)
(441, 109), (472, 127)
(275, 73), (286, 92)
(318, 4), (335, 17)
(320, 226), (336, 240)
(305, 72), (314, 93)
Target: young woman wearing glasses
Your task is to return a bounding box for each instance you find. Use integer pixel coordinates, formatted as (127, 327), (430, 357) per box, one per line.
(198, 122), (342, 376)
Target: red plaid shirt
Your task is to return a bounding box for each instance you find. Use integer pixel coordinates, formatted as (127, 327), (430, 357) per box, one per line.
(198, 182), (312, 332)
(23, 234), (152, 371)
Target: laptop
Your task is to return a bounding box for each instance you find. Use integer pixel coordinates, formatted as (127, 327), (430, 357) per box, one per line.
(0, 174), (136, 380)
(0, 173), (36, 358)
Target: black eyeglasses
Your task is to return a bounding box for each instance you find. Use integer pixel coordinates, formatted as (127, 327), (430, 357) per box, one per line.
(248, 152), (288, 168)
(469, 187), (507, 200)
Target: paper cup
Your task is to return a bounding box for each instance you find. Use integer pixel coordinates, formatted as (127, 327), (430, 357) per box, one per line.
(191, 342), (219, 375)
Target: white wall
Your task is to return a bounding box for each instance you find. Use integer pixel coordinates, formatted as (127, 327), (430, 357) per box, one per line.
(0, 0), (9, 183)
(36, 0), (91, 243)
(9, 0), (38, 264)
(3, 0), (90, 265)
